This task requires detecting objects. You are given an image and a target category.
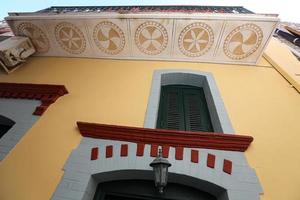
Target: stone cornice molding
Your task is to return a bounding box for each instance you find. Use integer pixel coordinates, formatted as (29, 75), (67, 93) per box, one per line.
(77, 122), (253, 152)
(0, 82), (68, 115)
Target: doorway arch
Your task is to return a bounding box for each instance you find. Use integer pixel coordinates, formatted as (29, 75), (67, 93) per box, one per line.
(93, 179), (217, 200)
(52, 137), (262, 200)
(89, 170), (227, 200)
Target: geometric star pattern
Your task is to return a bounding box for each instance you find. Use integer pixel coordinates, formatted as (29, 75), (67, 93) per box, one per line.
(178, 22), (214, 57)
(223, 23), (263, 60)
(93, 21), (125, 55)
(17, 22), (50, 53)
(12, 18), (272, 65)
(55, 22), (86, 54)
(135, 21), (168, 55)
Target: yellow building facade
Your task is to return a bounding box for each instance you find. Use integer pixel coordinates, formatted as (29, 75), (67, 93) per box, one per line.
(0, 6), (300, 200)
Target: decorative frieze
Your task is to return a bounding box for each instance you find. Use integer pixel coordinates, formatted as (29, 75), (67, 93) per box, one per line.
(6, 12), (278, 65)
(89, 143), (234, 175)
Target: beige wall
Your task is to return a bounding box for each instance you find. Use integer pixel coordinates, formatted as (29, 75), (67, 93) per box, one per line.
(0, 42), (299, 200)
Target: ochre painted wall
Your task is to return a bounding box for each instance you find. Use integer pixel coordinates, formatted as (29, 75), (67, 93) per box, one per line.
(0, 46), (300, 200)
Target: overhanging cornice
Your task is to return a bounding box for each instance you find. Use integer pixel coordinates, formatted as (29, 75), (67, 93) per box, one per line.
(77, 121), (253, 152)
(6, 12), (278, 65)
(0, 82), (68, 115)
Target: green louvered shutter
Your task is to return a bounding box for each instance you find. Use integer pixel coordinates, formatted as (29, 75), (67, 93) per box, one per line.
(156, 86), (185, 131)
(183, 87), (213, 132)
(157, 85), (214, 132)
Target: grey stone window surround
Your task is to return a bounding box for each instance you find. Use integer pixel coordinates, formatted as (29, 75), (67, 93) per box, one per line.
(144, 69), (234, 133)
(0, 98), (40, 161)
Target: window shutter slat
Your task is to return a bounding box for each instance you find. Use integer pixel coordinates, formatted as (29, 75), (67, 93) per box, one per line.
(157, 85), (213, 132)
(183, 88), (214, 132)
(157, 86), (185, 130)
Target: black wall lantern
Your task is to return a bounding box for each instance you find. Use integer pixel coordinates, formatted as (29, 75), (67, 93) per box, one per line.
(149, 148), (172, 194)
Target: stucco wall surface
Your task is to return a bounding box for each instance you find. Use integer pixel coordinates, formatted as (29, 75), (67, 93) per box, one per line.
(0, 45), (299, 200)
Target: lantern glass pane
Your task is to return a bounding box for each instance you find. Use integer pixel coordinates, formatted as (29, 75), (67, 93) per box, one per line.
(160, 166), (167, 186)
(153, 167), (161, 186)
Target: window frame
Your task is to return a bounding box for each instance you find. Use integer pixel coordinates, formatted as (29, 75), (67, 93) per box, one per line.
(144, 70), (234, 134)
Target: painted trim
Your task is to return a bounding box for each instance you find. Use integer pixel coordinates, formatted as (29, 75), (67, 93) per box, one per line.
(191, 150), (199, 163)
(223, 159), (232, 174)
(91, 147), (98, 160)
(136, 143), (145, 156)
(207, 153), (216, 168)
(144, 70), (234, 133)
(162, 145), (170, 158)
(89, 142), (234, 175)
(0, 82), (68, 115)
(77, 122), (253, 152)
(150, 144), (158, 157)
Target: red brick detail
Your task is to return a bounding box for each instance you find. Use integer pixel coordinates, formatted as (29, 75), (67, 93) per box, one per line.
(150, 144), (158, 157)
(136, 143), (145, 156)
(207, 154), (216, 168)
(120, 144), (128, 157)
(175, 147), (184, 160)
(77, 122), (253, 152)
(223, 159), (232, 174)
(91, 147), (98, 160)
(0, 82), (68, 116)
(191, 150), (199, 163)
(162, 146), (170, 158)
(106, 145), (113, 158)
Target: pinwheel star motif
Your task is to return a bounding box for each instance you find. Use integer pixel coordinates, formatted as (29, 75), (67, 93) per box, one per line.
(223, 23), (263, 60)
(179, 23), (214, 57)
(60, 28), (81, 50)
(184, 29), (208, 51)
(93, 21), (125, 55)
(18, 23), (50, 53)
(23, 28), (47, 50)
(140, 27), (163, 51)
(55, 22), (86, 54)
(98, 27), (121, 50)
(135, 21), (168, 55)
(228, 30), (257, 55)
